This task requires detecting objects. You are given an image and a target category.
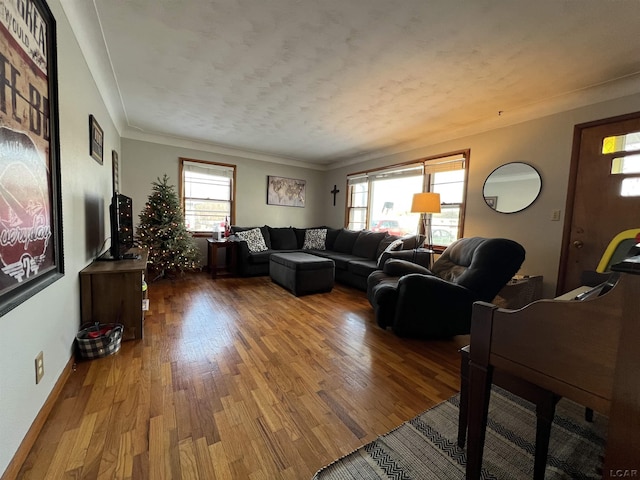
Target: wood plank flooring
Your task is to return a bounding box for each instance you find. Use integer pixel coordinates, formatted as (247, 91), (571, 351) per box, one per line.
(16, 272), (467, 479)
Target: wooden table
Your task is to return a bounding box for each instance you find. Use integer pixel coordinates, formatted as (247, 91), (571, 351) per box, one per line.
(207, 239), (237, 278)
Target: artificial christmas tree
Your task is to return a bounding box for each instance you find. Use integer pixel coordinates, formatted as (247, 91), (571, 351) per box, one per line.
(136, 174), (200, 279)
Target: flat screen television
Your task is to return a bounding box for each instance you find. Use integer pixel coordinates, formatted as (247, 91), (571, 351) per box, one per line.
(109, 193), (134, 260)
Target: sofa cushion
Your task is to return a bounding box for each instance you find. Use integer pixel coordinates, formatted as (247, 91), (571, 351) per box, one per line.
(312, 251), (361, 270)
(235, 227), (268, 253)
(325, 228), (341, 250)
(352, 230), (387, 259)
(247, 250), (273, 264)
(347, 258), (378, 277)
(333, 229), (360, 254)
(232, 225), (271, 248)
(303, 228), (327, 250)
(292, 227), (306, 249)
(268, 227), (298, 250)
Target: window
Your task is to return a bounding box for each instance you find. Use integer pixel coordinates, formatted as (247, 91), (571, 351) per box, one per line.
(180, 158), (235, 235)
(346, 150), (468, 248)
(347, 175), (368, 231)
(601, 132), (640, 197)
(426, 155), (467, 247)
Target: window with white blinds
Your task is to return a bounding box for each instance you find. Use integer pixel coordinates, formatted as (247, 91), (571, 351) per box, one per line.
(180, 159), (235, 234)
(346, 151), (468, 247)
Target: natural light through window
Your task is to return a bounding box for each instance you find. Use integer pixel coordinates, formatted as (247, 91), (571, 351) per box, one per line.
(621, 177), (640, 197)
(602, 131), (640, 154)
(369, 167), (423, 236)
(181, 159), (235, 234)
(611, 154), (640, 174)
(346, 152), (468, 247)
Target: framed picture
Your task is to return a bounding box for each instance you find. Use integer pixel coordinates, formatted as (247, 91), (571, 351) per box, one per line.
(267, 176), (306, 207)
(0, 0), (64, 316)
(89, 114), (104, 164)
(485, 196), (498, 210)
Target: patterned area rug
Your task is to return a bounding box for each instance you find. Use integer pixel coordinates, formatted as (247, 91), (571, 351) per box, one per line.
(313, 387), (606, 479)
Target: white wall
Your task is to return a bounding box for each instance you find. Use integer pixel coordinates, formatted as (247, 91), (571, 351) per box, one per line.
(324, 93), (640, 297)
(0, 0), (119, 475)
(121, 138), (326, 262)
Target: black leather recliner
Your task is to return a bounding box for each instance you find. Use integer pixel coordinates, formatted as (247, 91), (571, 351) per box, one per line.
(367, 237), (526, 338)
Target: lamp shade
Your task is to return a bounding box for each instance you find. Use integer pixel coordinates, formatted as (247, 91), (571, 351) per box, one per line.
(411, 192), (441, 214)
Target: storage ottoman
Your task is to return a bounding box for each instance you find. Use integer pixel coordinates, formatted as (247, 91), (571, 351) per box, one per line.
(269, 252), (335, 296)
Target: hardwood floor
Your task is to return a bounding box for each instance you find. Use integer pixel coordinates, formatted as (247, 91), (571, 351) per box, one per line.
(17, 272), (466, 479)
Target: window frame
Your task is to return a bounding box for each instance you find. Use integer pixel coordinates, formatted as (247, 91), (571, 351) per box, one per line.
(179, 158), (236, 237)
(345, 149), (469, 250)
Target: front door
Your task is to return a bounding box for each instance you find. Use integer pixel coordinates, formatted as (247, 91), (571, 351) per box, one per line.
(558, 112), (640, 293)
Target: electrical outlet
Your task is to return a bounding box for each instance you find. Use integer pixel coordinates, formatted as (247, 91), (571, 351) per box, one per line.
(35, 351), (44, 384)
(551, 209), (561, 221)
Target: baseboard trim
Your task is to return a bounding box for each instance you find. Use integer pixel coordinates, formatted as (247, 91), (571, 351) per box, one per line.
(0, 355), (75, 480)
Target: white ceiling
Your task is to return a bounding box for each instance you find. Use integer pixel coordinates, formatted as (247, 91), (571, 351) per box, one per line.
(61, 0), (640, 167)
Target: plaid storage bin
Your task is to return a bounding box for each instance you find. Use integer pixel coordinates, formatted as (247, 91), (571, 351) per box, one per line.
(76, 323), (123, 359)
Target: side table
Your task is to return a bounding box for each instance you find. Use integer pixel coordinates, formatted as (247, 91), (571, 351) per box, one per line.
(412, 248), (434, 268)
(493, 274), (543, 309)
(207, 239), (237, 278)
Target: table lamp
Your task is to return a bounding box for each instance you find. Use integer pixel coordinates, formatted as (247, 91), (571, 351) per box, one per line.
(410, 192), (441, 250)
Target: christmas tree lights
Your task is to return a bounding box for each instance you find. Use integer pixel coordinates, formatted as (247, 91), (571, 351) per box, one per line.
(136, 174), (200, 279)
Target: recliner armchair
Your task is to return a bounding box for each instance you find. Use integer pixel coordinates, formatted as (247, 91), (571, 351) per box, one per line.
(367, 237), (526, 337)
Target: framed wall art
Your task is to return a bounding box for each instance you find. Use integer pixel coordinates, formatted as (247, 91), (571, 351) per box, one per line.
(485, 196), (498, 210)
(89, 114), (103, 164)
(267, 176), (306, 207)
(0, 0), (64, 316)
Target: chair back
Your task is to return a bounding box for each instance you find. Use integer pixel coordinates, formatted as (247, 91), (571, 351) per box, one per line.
(432, 237), (526, 302)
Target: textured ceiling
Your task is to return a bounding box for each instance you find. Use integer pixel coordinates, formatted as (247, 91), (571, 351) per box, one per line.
(62, 0), (640, 166)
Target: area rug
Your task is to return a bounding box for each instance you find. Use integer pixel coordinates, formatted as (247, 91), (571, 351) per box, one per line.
(313, 387), (606, 479)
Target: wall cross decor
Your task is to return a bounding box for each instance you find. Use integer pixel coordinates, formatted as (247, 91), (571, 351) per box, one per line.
(331, 185), (340, 206)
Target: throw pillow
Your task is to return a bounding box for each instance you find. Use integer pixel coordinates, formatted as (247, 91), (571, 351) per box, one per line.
(236, 227), (268, 253)
(376, 239), (404, 268)
(303, 228), (327, 250)
(399, 234), (420, 250)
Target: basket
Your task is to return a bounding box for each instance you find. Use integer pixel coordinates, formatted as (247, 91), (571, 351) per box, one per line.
(76, 322), (123, 359)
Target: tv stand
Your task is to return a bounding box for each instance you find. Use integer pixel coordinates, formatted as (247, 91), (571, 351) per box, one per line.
(80, 248), (149, 340)
(96, 250), (140, 261)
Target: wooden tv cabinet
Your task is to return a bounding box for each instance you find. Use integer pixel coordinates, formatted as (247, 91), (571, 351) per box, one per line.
(80, 248), (149, 341)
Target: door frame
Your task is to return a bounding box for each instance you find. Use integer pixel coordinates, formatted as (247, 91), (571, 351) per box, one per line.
(557, 110), (640, 295)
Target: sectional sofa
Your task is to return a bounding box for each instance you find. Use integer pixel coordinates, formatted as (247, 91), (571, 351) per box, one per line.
(230, 225), (427, 291)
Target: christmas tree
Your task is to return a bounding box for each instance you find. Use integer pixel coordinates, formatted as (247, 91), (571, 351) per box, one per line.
(136, 174), (201, 278)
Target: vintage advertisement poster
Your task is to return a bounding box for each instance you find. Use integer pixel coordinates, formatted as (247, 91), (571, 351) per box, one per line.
(0, 0), (62, 310)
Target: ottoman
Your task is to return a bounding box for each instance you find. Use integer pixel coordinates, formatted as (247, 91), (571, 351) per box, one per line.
(269, 252), (335, 296)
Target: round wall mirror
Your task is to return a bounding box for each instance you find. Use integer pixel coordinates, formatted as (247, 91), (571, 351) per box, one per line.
(483, 162), (542, 213)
